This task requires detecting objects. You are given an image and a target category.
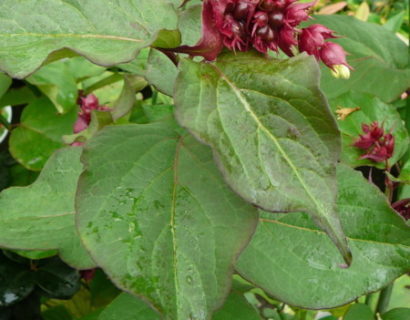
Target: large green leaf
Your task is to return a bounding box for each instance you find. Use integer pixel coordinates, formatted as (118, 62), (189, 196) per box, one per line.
(236, 164), (410, 309)
(174, 52), (351, 264)
(0, 0), (179, 78)
(329, 91), (409, 168)
(311, 15), (410, 102)
(343, 304), (374, 320)
(9, 97), (77, 170)
(76, 122), (258, 320)
(0, 147), (94, 269)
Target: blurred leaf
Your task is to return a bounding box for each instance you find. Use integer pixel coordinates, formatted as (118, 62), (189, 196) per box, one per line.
(0, 74), (11, 99)
(318, 2), (347, 15)
(0, 87), (37, 108)
(382, 308), (410, 320)
(0, 147), (95, 269)
(388, 275), (410, 310)
(111, 75), (146, 121)
(98, 293), (160, 320)
(42, 305), (73, 320)
(313, 15), (410, 102)
(355, 2), (370, 21)
(76, 122), (258, 320)
(236, 164), (410, 309)
(0, 0), (179, 79)
(9, 97), (76, 170)
(343, 304), (373, 320)
(329, 91), (409, 168)
(145, 49), (177, 96)
(384, 12), (406, 33)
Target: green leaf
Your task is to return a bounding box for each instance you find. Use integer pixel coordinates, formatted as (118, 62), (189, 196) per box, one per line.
(76, 122), (258, 320)
(343, 304), (373, 320)
(9, 97), (76, 170)
(178, 4), (202, 46)
(311, 15), (410, 102)
(0, 0), (179, 79)
(27, 57), (105, 113)
(330, 91), (409, 168)
(145, 49), (178, 96)
(0, 73), (11, 100)
(213, 281), (261, 320)
(382, 308), (410, 320)
(175, 52), (351, 264)
(0, 147), (94, 269)
(42, 306), (73, 320)
(383, 12), (406, 33)
(98, 293), (159, 320)
(236, 164), (410, 309)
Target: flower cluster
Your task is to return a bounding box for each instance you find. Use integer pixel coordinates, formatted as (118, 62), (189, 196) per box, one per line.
(176, 0), (351, 74)
(74, 94), (110, 134)
(392, 199), (410, 220)
(353, 122), (395, 163)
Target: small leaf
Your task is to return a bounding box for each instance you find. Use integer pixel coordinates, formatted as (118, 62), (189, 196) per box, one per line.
(175, 52), (351, 264)
(0, 0), (179, 78)
(236, 164), (410, 309)
(9, 97), (76, 170)
(355, 2), (370, 22)
(76, 122), (258, 320)
(343, 304), (373, 320)
(0, 147), (94, 269)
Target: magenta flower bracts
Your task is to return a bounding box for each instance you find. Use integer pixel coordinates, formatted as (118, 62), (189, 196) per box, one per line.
(73, 94), (110, 134)
(176, 0), (350, 74)
(353, 122), (395, 163)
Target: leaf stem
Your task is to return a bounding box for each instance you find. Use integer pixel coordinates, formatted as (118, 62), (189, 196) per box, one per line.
(364, 292), (377, 310)
(375, 282), (394, 315)
(0, 112), (11, 130)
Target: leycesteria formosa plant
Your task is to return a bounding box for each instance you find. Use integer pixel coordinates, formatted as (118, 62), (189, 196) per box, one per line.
(0, 0), (409, 319)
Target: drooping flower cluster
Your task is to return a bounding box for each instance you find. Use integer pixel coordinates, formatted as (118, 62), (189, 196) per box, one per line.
(74, 94), (110, 134)
(353, 122), (395, 163)
(175, 0), (351, 74)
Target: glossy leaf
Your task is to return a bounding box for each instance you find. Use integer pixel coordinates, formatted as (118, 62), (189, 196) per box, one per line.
(0, 147), (94, 269)
(236, 164), (410, 309)
(312, 15), (410, 102)
(0, 0), (179, 78)
(9, 97), (76, 170)
(0, 252), (35, 308)
(98, 293), (159, 320)
(329, 91), (409, 168)
(175, 52), (351, 264)
(76, 122), (258, 320)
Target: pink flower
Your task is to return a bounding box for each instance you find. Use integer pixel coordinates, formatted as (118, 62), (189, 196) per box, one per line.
(73, 94), (110, 134)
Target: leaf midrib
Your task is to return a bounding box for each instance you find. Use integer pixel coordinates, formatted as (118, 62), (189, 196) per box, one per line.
(260, 218), (410, 248)
(211, 64), (327, 217)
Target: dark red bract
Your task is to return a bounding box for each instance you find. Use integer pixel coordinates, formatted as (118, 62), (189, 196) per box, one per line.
(74, 94), (110, 134)
(175, 0), (350, 73)
(353, 122), (395, 163)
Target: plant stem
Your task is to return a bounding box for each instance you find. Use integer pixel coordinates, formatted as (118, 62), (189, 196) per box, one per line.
(375, 282), (394, 315)
(365, 292), (377, 310)
(0, 112), (10, 130)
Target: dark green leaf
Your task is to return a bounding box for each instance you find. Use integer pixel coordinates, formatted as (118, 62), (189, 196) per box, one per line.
(311, 15), (410, 102)
(175, 52), (351, 264)
(42, 305), (73, 320)
(236, 164), (410, 309)
(0, 0), (180, 78)
(9, 97), (76, 170)
(343, 304), (374, 320)
(0, 74), (11, 99)
(382, 308), (410, 320)
(76, 122), (258, 320)
(0, 147), (95, 269)
(0, 252), (35, 308)
(35, 258), (81, 299)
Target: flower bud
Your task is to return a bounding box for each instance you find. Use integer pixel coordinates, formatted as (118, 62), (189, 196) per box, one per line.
(331, 64), (351, 79)
(320, 42), (351, 71)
